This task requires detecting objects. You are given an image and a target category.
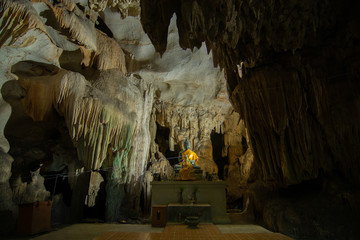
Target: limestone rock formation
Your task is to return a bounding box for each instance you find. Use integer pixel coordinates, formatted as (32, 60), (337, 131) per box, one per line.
(140, 0), (360, 239)
(141, 0), (360, 186)
(1, 0), (358, 239)
(102, 8), (245, 215)
(222, 111), (253, 205)
(0, 0), (248, 233)
(0, 0), (144, 227)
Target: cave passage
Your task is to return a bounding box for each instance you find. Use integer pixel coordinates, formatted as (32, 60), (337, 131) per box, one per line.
(155, 122), (180, 165)
(1, 77), (86, 225)
(211, 129), (228, 180)
(83, 180), (106, 222)
(227, 197), (244, 211)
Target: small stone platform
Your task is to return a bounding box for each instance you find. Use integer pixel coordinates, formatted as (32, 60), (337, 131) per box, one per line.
(167, 203), (211, 223)
(94, 224), (295, 240)
(151, 181), (230, 223)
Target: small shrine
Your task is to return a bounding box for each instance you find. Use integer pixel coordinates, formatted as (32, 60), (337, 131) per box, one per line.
(151, 139), (230, 225)
(173, 139), (203, 181)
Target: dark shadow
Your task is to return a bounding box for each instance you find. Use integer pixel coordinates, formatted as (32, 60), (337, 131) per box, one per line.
(211, 129), (228, 180)
(155, 123), (180, 165)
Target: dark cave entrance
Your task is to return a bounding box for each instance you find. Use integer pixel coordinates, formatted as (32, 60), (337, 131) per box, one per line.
(83, 177), (106, 222)
(155, 123), (180, 165)
(3, 114), (81, 224)
(1, 78), (88, 225)
(241, 135), (248, 154)
(227, 197), (244, 211)
(211, 129), (228, 180)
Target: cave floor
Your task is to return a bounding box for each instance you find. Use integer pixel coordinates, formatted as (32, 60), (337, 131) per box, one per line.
(7, 223), (294, 240)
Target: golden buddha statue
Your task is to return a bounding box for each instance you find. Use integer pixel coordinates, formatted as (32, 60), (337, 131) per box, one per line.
(181, 149), (199, 166)
(178, 139), (199, 180)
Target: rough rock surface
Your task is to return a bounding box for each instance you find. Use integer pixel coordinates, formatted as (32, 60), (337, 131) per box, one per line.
(141, 0), (360, 186)
(222, 111), (253, 205)
(140, 0), (360, 239)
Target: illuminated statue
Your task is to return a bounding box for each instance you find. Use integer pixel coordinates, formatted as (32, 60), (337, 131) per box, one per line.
(182, 149), (199, 166)
(178, 139), (199, 180)
(181, 139), (199, 166)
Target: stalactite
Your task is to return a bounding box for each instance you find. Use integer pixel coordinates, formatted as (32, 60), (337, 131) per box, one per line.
(154, 101), (230, 176)
(55, 72), (135, 171)
(169, 126), (174, 151)
(0, 0), (49, 48)
(95, 30), (127, 73)
(48, 1), (128, 73)
(88, 0), (140, 18)
(14, 67), (136, 206)
(51, 3), (97, 50)
(85, 171), (104, 207)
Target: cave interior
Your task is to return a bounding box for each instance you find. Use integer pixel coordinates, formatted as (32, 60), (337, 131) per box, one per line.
(0, 0), (359, 240)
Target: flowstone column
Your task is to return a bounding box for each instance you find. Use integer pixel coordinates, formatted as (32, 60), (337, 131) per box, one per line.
(105, 124), (133, 222)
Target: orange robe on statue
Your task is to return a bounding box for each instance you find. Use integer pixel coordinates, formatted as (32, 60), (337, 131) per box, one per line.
(181, 149), (199, 166)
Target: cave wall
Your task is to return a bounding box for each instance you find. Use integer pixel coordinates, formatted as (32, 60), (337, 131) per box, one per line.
(0, 0), (151, 228)
(140, 0), (360, 186)
(222, 111), (253, 205)
(0, 0), (62, 232)
(140, 0), (360, 238)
